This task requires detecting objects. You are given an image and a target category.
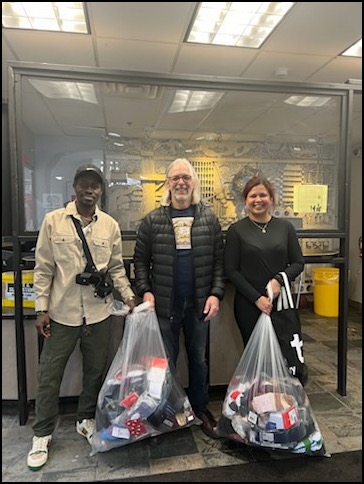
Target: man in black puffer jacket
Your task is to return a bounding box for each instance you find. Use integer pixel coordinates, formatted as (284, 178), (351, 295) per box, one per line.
(134, 158), (225, 439)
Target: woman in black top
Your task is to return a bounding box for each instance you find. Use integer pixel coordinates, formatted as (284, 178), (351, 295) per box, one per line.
(224, 175), (304, 345)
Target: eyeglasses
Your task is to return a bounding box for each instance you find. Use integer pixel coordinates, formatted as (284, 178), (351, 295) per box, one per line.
(168, 175), (192, 183)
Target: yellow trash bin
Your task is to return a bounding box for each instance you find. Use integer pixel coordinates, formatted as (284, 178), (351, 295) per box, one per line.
(2, 271), (35, 309)
(313, 268), (339, 317)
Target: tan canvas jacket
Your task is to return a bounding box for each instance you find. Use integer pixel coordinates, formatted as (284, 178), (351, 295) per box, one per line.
(34, 200), (134, 326)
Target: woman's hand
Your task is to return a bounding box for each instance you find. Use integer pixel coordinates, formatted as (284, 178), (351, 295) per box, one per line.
(255, 295), (273, 315)
(268, 278), (281, 299)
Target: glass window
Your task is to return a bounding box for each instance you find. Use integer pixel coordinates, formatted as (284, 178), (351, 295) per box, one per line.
(12, 68), (353, 239)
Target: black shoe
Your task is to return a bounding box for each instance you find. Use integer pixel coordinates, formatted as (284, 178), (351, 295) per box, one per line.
(196, 408), (219, 439)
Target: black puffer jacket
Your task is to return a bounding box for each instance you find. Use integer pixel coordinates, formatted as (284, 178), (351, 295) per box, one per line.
(134, 203), (225, 319)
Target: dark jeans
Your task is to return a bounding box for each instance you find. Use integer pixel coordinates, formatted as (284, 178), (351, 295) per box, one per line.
(32, 317), (111, 437)
(158, 296), (209, 415)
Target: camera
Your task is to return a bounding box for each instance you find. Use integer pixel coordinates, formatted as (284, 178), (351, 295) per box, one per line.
(76, 272), (97, 285)
(76, 271), (113, 298)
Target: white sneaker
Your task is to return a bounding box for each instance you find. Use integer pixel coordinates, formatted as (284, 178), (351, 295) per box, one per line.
(76, 418), (94, 445)
(27, 435), (52, 470)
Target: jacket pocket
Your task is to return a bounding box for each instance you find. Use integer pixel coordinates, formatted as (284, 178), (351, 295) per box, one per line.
(92, 237), (110, 265)
(52, 234), (77, 262)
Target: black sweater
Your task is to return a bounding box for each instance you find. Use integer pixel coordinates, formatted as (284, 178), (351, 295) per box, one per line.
(224, 216), (304, 303)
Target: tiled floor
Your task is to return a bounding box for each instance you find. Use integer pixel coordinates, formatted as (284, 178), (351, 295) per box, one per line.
(2, 307), (362, 482)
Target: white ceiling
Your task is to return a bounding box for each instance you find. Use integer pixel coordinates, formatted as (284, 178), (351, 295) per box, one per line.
(2, 2), (362, 145)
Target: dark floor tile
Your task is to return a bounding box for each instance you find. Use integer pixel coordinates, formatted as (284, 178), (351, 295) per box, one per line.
(321, 340), (338, 350)
(322, 414), (362, 437)
(40, 468), (97, 482)
(348, 339), (363, 348)
(308, 393), (349, 411)
(96, 437), (150, 466)
(148, 427), (198, 459)
(219, 440), (272, 463)
(301, 332), (316, 342)
(303, 378), (324, 394)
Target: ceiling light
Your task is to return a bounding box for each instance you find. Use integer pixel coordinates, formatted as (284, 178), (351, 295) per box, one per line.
(28, 79), (97, 103)
(341, 39), (362, 57)
(186, 2), (295, 48)
(169, 90), (223, 113)
(2, 2), (89, 33)
(345, 78), (362, 85)
(284, 96), (331, 107)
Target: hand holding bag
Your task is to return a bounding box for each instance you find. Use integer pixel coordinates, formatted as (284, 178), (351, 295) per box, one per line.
(268, 272), (308, 386)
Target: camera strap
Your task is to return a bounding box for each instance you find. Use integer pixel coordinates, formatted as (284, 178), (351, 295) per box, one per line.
(71, 216), (97, 272)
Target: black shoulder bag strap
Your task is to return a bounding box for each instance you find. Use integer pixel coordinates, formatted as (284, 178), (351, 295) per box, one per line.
(71, 216), (96, 272)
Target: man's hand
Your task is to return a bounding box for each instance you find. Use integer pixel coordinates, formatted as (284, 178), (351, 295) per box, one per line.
(126, 297), (136, 313)
(202, 295), (219, 322)
(35, 313), (51, 338)
(143, 292), (155, 310)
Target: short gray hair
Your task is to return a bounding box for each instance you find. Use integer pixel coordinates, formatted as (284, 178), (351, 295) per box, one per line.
(160, 158), (201, 206)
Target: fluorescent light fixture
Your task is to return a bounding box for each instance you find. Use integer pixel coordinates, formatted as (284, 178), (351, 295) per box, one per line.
(186, 2), (295, 48)
(28, 79), (97, 103)
(2, 2), (89, 33)
(341, 39), (362, 57)
(284, 95), (331, 107)
(169, 90), (223, 113)
(345, 78), (362, 85)
(107, 132), (121, 138)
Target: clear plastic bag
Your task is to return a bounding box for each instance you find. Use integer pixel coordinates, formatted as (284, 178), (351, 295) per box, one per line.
(107, 298), (131, 317)
(91, 304), (199, 454)
(217, 312), (328, 457)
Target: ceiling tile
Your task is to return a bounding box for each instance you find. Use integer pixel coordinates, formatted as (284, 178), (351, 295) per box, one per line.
(89, 2), (196, 42)
(174, 44), (258, 77)
(96, 38), (176, 72)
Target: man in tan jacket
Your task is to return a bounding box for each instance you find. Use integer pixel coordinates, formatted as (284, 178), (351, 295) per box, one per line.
(27, 164), (135, 471)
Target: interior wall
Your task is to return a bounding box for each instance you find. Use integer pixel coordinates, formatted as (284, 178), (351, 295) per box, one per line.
(2, 102), (12, 237)
(349, 150), (362, 305)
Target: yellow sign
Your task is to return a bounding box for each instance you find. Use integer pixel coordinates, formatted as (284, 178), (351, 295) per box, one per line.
(293, 185), (328, 213)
